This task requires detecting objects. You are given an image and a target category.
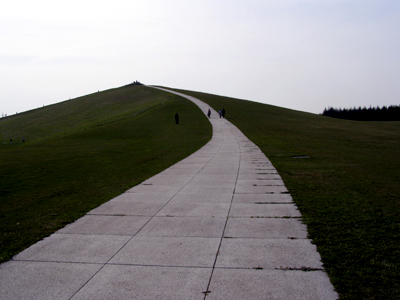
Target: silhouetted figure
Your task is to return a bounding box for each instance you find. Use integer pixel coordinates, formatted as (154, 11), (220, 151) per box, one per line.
(222, 108), (225, 118)
(22, 137), (25, 143)
(10, 139), (12, 144)
(175, 113), (179, 124)
(219, 109), (222, 118)
(207, 109), (211, 118)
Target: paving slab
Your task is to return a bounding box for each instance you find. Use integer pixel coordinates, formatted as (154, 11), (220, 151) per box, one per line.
(14, 233), (131, 263)
(209, 153), (240, 160)
(0, 261), (101, 300)
(88, 199), (167, 216)
(224, 218), (308, 239)
(180, 185), (235, 195)
(229, 203), (302, 217)
(71, 265), (211, 300)
(206, 269), (338, 300)
(170, 193), (233, 204)
(156, 202), (231, 217)
(58, 215), (151, 235)
(216, 238), (323, 269)
(189, 173), (237, 185)
(137, 216), (226, 237)
(199, 167), (239, 174)
(232, 193), (294, 204)
(110, 236), (220, 267)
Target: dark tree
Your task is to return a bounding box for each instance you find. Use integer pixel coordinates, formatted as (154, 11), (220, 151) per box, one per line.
(322, 105), (400, 121)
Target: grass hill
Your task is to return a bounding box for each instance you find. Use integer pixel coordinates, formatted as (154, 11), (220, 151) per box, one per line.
(2, 85), (400, 299)
(0, 84), (212, 263)
(1, 84), (173, 144)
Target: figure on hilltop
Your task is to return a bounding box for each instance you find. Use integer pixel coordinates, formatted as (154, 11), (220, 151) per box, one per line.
(175, 113), (179, 124)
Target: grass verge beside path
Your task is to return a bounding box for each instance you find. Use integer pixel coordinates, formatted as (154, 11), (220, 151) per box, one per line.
(170, 88), (400, 300)
(0, 86), (212, 263)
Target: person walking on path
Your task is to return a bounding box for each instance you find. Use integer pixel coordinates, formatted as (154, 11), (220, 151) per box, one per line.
(222, 108), (225, 118)
(175, 113), (179, 124)
(218, 109), (222, 118)
(207, 109), (211, 118)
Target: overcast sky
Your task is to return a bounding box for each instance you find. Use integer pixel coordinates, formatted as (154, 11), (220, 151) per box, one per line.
(1, 0), (400, 116)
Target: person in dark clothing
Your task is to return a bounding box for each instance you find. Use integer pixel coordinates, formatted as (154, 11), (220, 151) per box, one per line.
(222, 108), (225, 118)
(175, 113), (179, 124)
(207, 109), (211, 118)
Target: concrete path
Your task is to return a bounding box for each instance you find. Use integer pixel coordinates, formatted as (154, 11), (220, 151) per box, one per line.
(0, 88), (338, 299)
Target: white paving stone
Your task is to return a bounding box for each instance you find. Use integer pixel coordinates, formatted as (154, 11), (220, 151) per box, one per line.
(232, 193), (294, 204)
(88, 199), (167, 216)
(216, 238), (323, 269)
(224, 218), (308, 239)
(156, 202), (231, 217)
(71, 265), (211, 300)
(109, 236), (220, 267)
(206, 269), (338, 300)
(229, 203), (302, 218)
(13, 233), (131, 263)
(170, 193), (233, 204)
(58, 215), (150, 235)
(0, 261), (102, 300)
(136, 216), (226, 237)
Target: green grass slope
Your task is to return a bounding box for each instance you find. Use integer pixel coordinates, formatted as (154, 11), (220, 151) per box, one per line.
(170, 87), (400, 300)
(1, 85), (171, 144)
(0, 85), (212, 263)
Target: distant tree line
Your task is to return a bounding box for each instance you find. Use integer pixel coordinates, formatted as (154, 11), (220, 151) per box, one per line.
(322, 105), (400, 121)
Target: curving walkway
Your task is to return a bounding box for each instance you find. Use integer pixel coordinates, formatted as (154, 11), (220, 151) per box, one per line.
(0, 88), (338, 299)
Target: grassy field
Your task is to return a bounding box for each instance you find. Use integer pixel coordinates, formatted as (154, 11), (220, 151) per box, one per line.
(169, 88), (400, 300)
(0, 85), (212, 263)
(2, 84), (399, 299)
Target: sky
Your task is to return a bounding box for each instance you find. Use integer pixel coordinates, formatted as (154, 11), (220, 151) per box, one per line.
(1, 0), (400, 116)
